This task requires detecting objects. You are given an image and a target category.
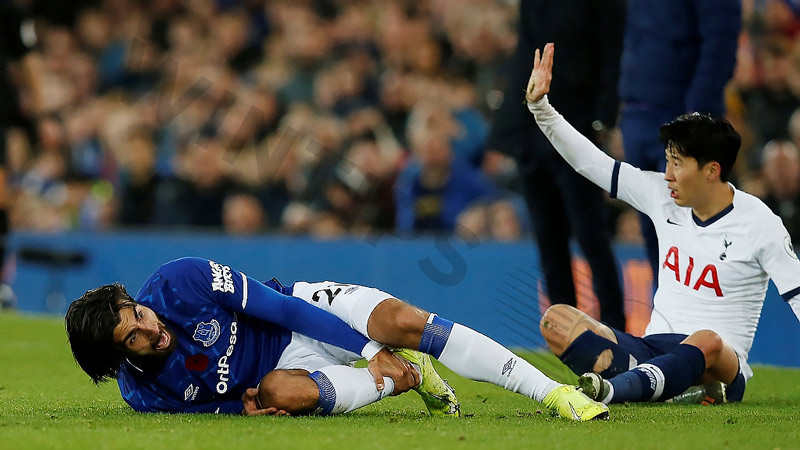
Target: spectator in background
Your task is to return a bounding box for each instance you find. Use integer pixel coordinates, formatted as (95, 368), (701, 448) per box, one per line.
(323, 137), (398, 233)
(118, 127), (160, 225)
(222, 191), (267, 235)
(487, 0), (627, 329)
(761, 139), (800, 242)
(4, 0), (520, 239)
(618, 0), (741, 281)
(455, 197), (530, 243)
(395, 102), (494, 233)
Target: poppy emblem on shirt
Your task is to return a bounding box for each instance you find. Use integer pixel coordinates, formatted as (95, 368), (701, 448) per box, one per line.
(185, 354), (210, 372)
(193, 320), (221, 347)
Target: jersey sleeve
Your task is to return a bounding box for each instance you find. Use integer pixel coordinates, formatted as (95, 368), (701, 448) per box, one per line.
(613, 163), (669, 217)
(528, 96), (665, 216)
(754, 216), (800, 323)
(126, 394), (243, 414)
(181, 400), (243, 414)
(159, 258), (378, 358)
(120, 377), (243, 414)
(789, 297), (800, 324)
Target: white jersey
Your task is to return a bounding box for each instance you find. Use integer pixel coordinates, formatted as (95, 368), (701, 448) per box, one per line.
(529, 96), (800, 378)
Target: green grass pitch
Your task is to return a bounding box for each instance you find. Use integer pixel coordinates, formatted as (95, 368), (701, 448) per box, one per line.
(2, 313), (799, 450)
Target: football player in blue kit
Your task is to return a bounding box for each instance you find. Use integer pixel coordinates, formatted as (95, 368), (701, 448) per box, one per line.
(66, 257), (608, 420)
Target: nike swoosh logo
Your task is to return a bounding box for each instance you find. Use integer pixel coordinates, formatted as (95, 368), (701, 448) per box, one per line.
(666, 218), (682, 226)
(568, 402), (582, 420)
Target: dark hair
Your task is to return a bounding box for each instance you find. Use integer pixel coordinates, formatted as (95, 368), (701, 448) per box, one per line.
(65, 283), (135, 384)
(659, 113), (742, 182)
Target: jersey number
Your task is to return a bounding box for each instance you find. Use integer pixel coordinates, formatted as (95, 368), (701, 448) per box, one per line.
(312, 287), (342, 305)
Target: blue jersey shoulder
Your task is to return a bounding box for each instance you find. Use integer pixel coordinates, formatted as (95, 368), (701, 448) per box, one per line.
(119, 257), (293, 413)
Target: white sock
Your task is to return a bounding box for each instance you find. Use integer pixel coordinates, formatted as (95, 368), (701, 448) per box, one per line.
(312, 365), (395, 415)
(436, 323), (560, 402)
(600, 380), (614, 404)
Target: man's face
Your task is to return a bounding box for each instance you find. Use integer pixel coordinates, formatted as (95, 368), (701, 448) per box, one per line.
(664, 147), (708, 208)
(112, 303), (177, 359)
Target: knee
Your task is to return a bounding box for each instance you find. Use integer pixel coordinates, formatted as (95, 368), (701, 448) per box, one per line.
(541, 304), (579, 326)
(686, 329), (723, 362)
(367, 299), (427, 347)
(540, 304), (579, 348)
(257, 370), (319, 414)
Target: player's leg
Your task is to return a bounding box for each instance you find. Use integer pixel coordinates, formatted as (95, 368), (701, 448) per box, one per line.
(523, 155), (578, 308)
(284, 282), (459, 415)
(291, 281), (607, 419)
(366, 299), (608, 420)
(367, 298), (563, 399)
(256, 369), (321, 414)
(582, 330), (741, 404)
(257, 367), (403, 416)
(684, 330), (745, 402)
(556, 167), (626, 330)
(684, 330), (740, 385)
(540, 304), (634, 377)
(262, 334), (411, 416)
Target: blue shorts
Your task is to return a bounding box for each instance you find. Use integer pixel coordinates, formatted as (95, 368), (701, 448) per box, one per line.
(613, 330), (688, 365)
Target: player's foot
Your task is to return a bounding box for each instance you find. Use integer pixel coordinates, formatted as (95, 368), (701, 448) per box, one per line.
(666, 381), (727, 405)
(542, 385), (609, 421)
(393, 348), (460, 417)
(578, 372), (612, 403)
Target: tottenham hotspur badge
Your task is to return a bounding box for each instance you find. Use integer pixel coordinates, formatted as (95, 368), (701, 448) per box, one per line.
(719, 236), (732, 261)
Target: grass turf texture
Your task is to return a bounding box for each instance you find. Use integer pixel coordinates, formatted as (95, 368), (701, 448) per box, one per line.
(2, 313), (799, 450)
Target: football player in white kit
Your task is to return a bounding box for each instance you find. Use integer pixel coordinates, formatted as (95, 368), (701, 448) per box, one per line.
(526, 43), (800, 404)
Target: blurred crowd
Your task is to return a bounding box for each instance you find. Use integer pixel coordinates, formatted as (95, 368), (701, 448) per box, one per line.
(5, 0), (800, 244)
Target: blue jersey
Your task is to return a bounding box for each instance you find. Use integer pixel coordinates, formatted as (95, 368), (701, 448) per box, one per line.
(117, 257), (373, 413)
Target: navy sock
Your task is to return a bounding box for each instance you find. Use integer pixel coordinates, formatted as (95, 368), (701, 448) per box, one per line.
(418, 314), (454, 359)
(309, 371), (336, 415)
(726, 371), (746, 402)
(609, 344), (706, 403)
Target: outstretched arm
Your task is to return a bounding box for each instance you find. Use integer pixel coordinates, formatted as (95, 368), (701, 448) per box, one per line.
(525, 43), (617, 193)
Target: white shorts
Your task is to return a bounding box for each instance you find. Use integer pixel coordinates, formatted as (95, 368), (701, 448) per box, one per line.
(289, 281), (392, 336)
(274, 281), (394, 372)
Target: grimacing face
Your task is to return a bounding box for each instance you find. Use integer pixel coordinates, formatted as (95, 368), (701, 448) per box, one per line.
(112, 303), (177, 359)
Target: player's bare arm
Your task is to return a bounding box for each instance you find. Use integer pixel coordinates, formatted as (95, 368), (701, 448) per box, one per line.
(242, 388), (289, 416)
(366, 347), (418, 394)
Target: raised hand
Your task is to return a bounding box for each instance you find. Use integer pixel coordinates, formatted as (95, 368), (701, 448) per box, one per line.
(525, 43), (555, 103)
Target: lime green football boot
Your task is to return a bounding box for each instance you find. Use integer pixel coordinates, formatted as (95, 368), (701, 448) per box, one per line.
(542, 384), (610, 421)
(393, 348), (460, 417)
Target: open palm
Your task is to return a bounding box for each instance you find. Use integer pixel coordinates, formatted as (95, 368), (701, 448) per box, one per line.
(525, 43), (554, 103)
